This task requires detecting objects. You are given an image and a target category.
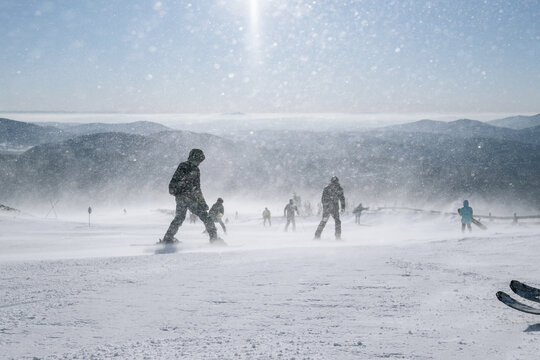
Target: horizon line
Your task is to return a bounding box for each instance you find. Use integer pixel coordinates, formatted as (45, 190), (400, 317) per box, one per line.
(1, 110), (538, 116)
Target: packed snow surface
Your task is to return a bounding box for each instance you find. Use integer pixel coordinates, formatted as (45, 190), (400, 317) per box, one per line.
(1, 209), (540, 359)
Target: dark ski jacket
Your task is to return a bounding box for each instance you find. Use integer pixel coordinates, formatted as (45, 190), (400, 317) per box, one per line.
(209, 202), (224, 218)
(321, 183), (345, 211)
(168, 161), (207, 207)
(284, 203), (298, 219)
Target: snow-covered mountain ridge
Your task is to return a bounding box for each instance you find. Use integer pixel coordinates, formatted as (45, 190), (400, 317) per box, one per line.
(0, 116), (539, 209)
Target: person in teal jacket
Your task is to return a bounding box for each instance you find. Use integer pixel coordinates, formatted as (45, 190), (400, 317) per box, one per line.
(458, 200), (473, 233)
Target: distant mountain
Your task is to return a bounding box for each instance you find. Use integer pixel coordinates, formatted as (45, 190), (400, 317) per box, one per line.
(488, 114), (540, 129)
(227, 128), (540, 207)
(0, 118), (171, 151)
(35, 121), (171, 136)
(0, 118), (70, 150)
(376, 119), (540, 145)
(515, 125), (540, 146)
(382, 118), (509, 137)
(0, 118), (539, 208)
(0, 130), (266, 203)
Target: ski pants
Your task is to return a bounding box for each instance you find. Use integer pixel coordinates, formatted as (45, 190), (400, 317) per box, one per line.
(164, 195), (217, 241)
(263, 216), (271, 227)
(284, 216), (296, 231)
(211, 215), (227, 233)
(315, 206), (341, 239)
(461, 223), (472, 233)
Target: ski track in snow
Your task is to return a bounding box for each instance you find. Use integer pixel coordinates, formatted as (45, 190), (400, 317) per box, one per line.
(1, 210), (540, 359)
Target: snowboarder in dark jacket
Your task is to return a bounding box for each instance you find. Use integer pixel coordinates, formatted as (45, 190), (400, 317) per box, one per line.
(284, 199), (299, 232)
(162, 149), (221, 244)
(209, 198), (227, 234)
(314, 176), (346, 240)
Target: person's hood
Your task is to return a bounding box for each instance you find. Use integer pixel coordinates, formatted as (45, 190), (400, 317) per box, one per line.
(188, 149), (205, 163)
(463, 200), (469, 207)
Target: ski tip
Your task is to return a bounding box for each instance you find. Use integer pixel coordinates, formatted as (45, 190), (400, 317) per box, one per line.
(496, 291), (507, 301)
(496, 291), (516, 305)
(496, 290), (540, 315)
(510, 279), (528, 294)
(510, 280), (521, 289)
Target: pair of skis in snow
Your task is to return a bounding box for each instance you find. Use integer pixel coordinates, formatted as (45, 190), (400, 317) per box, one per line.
(497, 280), (540, 315)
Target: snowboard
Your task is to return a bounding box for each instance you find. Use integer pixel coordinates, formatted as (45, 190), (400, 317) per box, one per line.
(496, 291), (540, 315)
(157, 238), (181, 245)
(472, 218), (487, 230)
(510, 280), (540, 303)
(134, 238), (228, 247)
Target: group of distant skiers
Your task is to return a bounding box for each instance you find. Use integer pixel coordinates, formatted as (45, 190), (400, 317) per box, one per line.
(264, 176), (351, 240)
(162, 149), (476, 244)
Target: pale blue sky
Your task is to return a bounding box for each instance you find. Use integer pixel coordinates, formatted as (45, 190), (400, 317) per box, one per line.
(1, 0), (538, 113)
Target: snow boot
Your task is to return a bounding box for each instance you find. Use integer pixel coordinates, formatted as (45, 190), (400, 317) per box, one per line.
(159, 237), (180, 244)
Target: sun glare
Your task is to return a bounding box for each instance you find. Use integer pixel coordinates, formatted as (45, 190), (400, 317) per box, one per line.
(249, 0), (260, 28)
(247, 0), (264, 64)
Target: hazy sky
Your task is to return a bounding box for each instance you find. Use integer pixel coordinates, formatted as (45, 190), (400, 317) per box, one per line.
(1, 0), (538, 113)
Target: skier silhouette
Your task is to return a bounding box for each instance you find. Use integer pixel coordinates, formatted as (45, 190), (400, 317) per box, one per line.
(352, 203), (369, 224)
(162, 149), (223, 244)
(284, 199), (299, 232)
(209, 198), (227, 234)
(262, 207), (272, 227)
(314, 176), (346, 240)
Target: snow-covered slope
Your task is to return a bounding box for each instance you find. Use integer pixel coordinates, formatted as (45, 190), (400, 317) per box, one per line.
(1, 209), (540, 359)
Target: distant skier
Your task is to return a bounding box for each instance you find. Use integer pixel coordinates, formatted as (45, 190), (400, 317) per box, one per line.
(314, 176), (346, 240)
(209, 198), (227, 234)
(284, 199), (299, 232)
(352, 203), (369, 224)
(262, 207), (272, 227)
(458, 200), (473, 233)
(161, 149), (223, 244)
(189, 211), (198, 223)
